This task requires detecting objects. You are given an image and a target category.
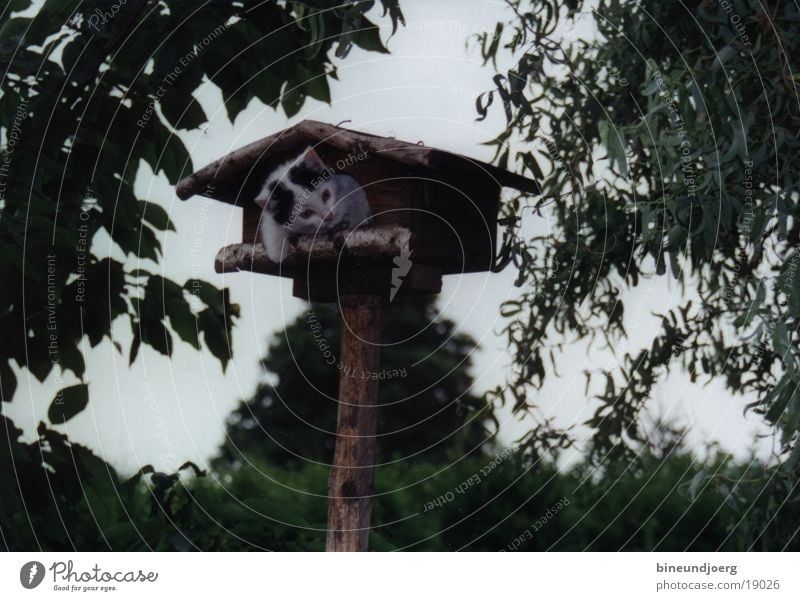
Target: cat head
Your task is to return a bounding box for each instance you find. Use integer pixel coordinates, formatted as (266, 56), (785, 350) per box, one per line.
(255, 147), (337, 232)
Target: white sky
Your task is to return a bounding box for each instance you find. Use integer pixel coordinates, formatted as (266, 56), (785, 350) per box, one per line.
(7, 0), (775, 475)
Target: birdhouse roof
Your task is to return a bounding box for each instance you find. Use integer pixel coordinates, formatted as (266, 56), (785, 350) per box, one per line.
(176, 120), (539, 204)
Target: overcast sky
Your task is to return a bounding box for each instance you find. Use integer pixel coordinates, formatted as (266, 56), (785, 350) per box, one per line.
(7, 0), (774, 475)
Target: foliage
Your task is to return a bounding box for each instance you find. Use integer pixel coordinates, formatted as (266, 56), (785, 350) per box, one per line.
(216, 297), (495, 467)
(4, 413), (798, 550)
(0, 0), (403, 418)
(478, 0), (800, 460)
(1, 414), (125, 550)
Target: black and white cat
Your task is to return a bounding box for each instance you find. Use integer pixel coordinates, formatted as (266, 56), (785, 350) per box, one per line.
(255, 147), (372, 262)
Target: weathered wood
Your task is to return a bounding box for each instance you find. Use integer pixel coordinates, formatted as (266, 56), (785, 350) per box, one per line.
(326, 294), (384, 552)
(215, 226), (443, 301)
(215, 225), (414, 274)
(175, 120), (539, 204)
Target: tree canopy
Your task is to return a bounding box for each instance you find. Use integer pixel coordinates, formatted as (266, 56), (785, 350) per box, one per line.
(0, 0), (403, 419)
(479, 0), (799, 461)
(217, 297), (494, 467)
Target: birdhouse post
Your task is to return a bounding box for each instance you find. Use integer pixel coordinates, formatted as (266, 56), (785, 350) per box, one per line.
(177, 121), (538, 551)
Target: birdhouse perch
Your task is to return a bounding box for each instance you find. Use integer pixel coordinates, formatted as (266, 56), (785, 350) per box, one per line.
(177, 120), (538, 551)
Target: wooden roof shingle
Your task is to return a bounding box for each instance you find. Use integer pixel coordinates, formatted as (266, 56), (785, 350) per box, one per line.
(176, 120), (539, 204)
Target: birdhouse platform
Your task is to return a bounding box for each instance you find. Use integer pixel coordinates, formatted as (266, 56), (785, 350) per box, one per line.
(176, 120), (538, 301)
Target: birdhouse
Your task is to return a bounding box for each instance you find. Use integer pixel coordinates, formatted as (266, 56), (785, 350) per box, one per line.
(176, 121), (539, 552)
(176, 120), (538, 301)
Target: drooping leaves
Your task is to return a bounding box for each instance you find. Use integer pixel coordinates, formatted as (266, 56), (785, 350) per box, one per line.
(48, 384), (89, 424)
(479, 0), (800, 460)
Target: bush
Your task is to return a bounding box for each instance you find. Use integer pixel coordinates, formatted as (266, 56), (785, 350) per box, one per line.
(5, 415), (797, 551)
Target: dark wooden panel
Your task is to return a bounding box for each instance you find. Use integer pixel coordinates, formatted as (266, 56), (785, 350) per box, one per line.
(292, 264), (442, 303)
(242, 205), (261, 245)
(415, 177), (500, 273)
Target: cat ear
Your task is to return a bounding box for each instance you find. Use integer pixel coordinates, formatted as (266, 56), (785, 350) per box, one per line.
(301, 146), (326, 170)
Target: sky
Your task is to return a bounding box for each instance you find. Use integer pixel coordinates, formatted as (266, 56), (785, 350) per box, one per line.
(7, 0), (775, 476)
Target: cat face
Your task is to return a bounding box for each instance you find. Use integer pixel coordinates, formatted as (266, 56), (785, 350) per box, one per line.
(255, 147), (337, 233)
(290, 180), (340, 233)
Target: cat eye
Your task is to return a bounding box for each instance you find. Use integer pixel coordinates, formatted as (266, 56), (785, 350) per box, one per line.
(321, 190), (331, 202)
(300, 209), (313, 219)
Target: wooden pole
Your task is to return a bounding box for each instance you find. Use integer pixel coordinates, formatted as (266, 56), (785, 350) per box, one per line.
(326, 293), (384, 552)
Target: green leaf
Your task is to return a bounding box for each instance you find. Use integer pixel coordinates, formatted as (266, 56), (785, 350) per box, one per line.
(772, 320), (789, 356)
(223, 88), (251, 123)
(281, 82), (305, 118)
(8, 0), (33, 11)
(160, 94), (208, 131)
(207, 60), (248, 122)
(688, 470), (706, 501)
(295, 64), (331, 104)
(352, 18), (388, 54)
(129, 322), (142, 366)
(198, 308), (232, 370)
(476, 91), (493, 122)
(20, 1), (77, 46)
(59, 342), (86, 378)
(136, 224), (162, 262)
(140, 321), (173, 357)
(0, 361), (17, 402)
(520, 151), (544, 180)
(599, 120), (629, 176)
(162, 281), (200, 349)
(711, 46), (737, 73)
(0, 18), (31, 53)
(641, 79), (661, 96)
(48, 384), (89, 424)
(143, 119), (193, 184)
(717, 482), (739, 512)
(378, 0), (405, 36)
(139, 200), (176, 232)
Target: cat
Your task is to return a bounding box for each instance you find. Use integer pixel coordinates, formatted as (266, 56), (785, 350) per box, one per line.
(255, 147), (372, 262)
